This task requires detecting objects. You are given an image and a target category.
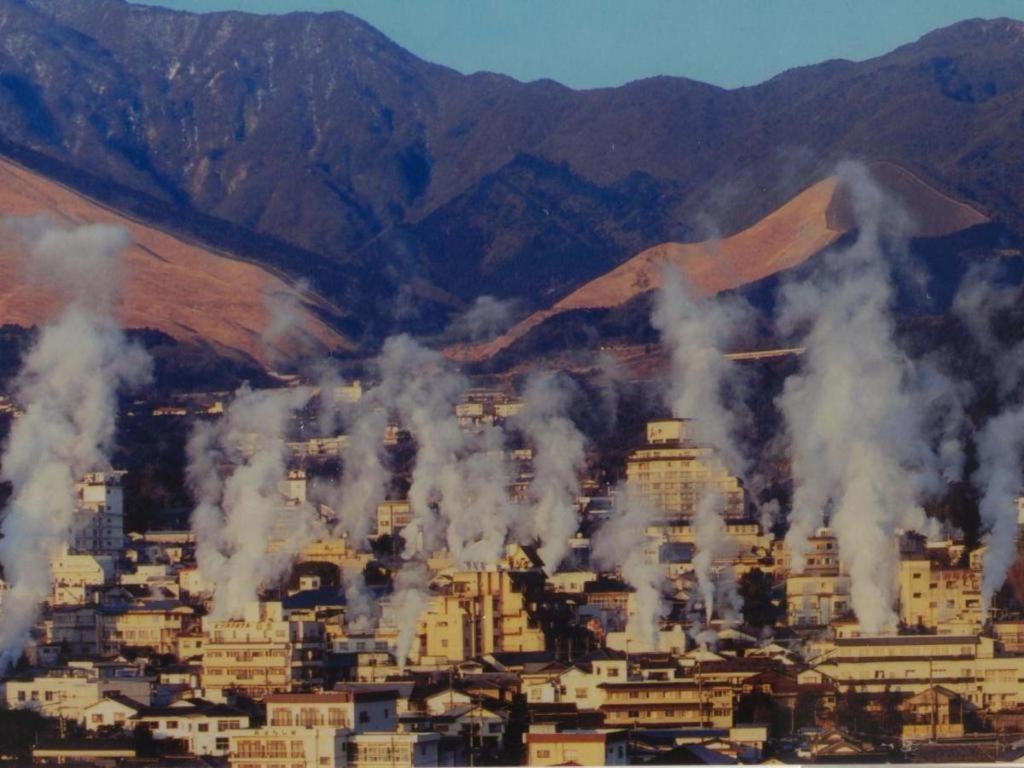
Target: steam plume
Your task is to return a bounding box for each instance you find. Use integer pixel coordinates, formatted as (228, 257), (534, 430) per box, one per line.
(377, 336), (516, 566)
(651, 267), (750, 621)
(692, 491), (742, 624)
(391, 561), (430, 666)
(591, 485), (666, 649)
(188, 384), (320, 619)
(341, 565), (378, 632)
(651, 267), (750, 475)
(0, 221), (151, 669)
(778, 162), (945, 633)
(953, 263), (1024, 607)
(514, 373), (586, 572)
(331, 406), (390, 546)
(446, 295), (520, 343)
(974, 408), (1024, 607)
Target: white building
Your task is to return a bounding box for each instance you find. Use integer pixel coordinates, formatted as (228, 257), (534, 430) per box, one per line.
(3, 668), (151, 721)
(50, 551), (115, 605)
(201, 601), (325, 700)
(134, 698), (251, 755)
(72, 472), (126, 557)
(265, 688), (398, 732)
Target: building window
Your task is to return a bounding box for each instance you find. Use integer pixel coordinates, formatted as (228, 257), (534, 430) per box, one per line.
(537, 750), (551, 758)
(198, 723), (209, 732)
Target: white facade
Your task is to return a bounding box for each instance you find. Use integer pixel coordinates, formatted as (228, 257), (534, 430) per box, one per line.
(50, 551), (115, 605)
(82, 696), (142, 730)
(3, 670), (151, 721)
(72, 472), (126, 556)
(265, 690), (398, 732)
(136, 700), (250, 756)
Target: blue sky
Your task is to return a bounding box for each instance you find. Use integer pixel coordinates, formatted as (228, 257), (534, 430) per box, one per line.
(134, 0), (1024, 89)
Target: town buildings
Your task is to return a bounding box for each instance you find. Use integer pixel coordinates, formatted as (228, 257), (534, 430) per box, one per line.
(8, 412), (1024, 766)
(201, 601), (325, 700)
(71, 472), (126, 557)
(626, 418), (745, 518)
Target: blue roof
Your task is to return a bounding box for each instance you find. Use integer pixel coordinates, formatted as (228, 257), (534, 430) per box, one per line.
(660, 542), (695, 563)
(282, 586), (347, 610)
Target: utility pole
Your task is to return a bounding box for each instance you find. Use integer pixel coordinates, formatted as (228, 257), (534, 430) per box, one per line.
(930, 659), (936, 743)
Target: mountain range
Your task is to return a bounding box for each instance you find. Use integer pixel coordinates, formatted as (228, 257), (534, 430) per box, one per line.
(0, 1), (1022, 369)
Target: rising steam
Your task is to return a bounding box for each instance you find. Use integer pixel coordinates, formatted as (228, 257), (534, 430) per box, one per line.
(189, 385), (321, 619)
(0, 220), (151, 668)
(591, 484), (666, 649)
(514, 373), (587, 572)
(778, 162), (947, 633)
(651, 267), (750, 622)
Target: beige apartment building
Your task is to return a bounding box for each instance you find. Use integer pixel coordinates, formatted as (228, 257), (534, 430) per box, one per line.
(626, 419), (744, 518)
(524, 729), (629, 766)
(230, 727), (439, 768)
(787, 572), (851, 628)
(201, 602), (325, 700)
(374, 500), (412, 539)
(813, 633), (1024, 712)
(103, 602), (196, 654)
(409, 569), (546, 664)
(899, 686), (965, 740)
(598, 678), (734, 728)
(287, 434), (348, 459)
(898, 558), (982, 631)
(785, 528), (852, 627)
(346, 732), (440, 768)
(231, 725), (348, 768)
(49, 602), (195, 656)
(50, 551), (115, 605)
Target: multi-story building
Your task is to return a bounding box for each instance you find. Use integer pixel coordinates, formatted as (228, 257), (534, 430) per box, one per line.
(899, 686), (965, 740)
(287, 434), (348, 459)
(598, 678), (733, 728)
(50, 551), (115, 606)
(265, 688), (398, 730)
(49, 601), (195, 656)
(625, 419), (744, 518)
(524, 728), (630, 767)
(346, 732), (441, 768)
(134, 699), (250, 756)
(374, 500), (412, 540)
(3, 667), (152, 721)
(454, 389), (522, 430)
(785, 528), (851, 627)
(812, 632), (1024, 712)
(898, 558), (982, 631)
(645, 517), (771, 580)
(72, 472), (126, 556)
(201, 602), (325, 700)
(405, 569), (546, 664)
(230, 726), (348, 768)
(993, 620), (1024, 653)
(229, 727), (439, 768)
(101, 601), (196, 655)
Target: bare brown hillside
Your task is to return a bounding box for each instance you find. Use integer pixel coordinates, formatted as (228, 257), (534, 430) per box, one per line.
(446, 164), (988, 363)
(0, 158), (352, 365)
